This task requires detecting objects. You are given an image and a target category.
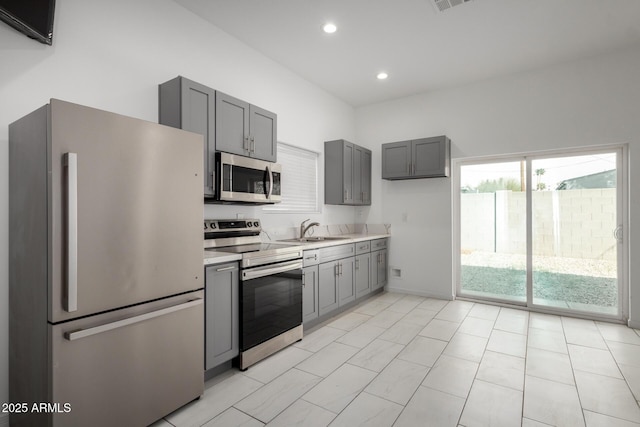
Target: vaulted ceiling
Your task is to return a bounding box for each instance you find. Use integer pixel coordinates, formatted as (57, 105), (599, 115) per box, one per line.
(175, 0), (640, 107)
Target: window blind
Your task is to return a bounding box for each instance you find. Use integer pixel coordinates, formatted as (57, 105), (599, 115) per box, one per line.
(264, 143), (319, 212)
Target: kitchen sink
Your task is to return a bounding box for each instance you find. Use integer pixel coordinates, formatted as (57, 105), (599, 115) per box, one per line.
(279, 236), (350, 243)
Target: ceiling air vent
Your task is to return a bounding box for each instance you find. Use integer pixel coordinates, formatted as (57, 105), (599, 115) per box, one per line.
(432, 0), (473, 13)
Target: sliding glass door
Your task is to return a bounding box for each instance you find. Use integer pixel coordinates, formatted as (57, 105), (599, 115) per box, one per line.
(530, 153), (620, 315)
(459, 161), (526, 303)
(457, 147), (624, 319)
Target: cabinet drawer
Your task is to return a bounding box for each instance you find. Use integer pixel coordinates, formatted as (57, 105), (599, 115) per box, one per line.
(371, 238), (388, 250)
(303, 250), (320, 267)
(318, 244), (355, 263)
(355, 241), (371, 255)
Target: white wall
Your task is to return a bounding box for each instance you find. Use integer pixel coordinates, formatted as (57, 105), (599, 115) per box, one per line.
(356, 45), (640, 324)
(0, 0), (357, 412)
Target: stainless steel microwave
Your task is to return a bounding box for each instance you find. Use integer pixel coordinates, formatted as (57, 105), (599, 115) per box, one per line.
(215, 152), (282, 204)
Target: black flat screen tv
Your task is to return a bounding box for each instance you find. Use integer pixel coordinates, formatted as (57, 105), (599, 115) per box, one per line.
(0, 0), (55, 45)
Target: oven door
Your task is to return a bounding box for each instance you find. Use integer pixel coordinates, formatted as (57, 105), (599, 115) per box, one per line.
(217, 152), (281, 203)
(240, 260), (302, 351)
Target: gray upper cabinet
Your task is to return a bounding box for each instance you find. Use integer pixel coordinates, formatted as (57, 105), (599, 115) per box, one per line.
(325, 139), (372, 205)
(362, 149), (372, 204)
(382, 135), (450, 180)
(159, 78), (277, 189)
(215, 91), (277, 162)
(159, 76), (216, 197)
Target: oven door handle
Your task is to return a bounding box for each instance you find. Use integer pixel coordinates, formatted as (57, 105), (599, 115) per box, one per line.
(242, 260), (302, 281)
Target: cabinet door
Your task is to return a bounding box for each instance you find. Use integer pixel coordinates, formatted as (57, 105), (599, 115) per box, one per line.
(371, 250), (387, 291)
(215, 91), (250, 157)
(382, 140), (412, 179)
(205, 263), (239, 370)
(249, 105), (277, 162)
(158, 77), (216, 197)
(343, 142), (355, 204)
(355, 253), (371, 299)
(352, 145), (363, 204)
(303, 265), (319, 323)
(412, 136), (450, 178)
(338, 258), (355, 306)
(318, 262), (339, 316)
(362, 149), (372, 205)
(376, 250), (388, 290)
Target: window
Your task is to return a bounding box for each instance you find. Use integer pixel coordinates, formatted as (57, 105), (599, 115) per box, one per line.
(263, 142), (319, 213)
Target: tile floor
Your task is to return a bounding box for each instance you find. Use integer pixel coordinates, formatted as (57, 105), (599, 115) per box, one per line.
(154, 292), (640, 427)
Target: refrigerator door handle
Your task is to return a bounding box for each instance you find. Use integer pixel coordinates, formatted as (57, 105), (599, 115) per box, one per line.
(64, 298), (203, 341)
(64, 153), (78, 312)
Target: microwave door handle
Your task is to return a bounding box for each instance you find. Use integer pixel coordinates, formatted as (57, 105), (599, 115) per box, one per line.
(267, 165), (273, 199)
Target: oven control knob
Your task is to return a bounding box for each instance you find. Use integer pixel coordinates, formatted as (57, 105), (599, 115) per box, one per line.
(204, 223), (208, 230)
(211, 223), (216, 229)
(253, 221), (259, 227)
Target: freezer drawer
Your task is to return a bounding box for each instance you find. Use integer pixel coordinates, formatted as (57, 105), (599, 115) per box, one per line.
(49, 294), (204, 427)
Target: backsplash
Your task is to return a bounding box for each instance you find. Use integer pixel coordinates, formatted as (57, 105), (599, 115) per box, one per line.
(261, 223), (391, 241)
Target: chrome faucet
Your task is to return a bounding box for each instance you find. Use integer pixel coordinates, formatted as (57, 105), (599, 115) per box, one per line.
(300, 219), (320, 239)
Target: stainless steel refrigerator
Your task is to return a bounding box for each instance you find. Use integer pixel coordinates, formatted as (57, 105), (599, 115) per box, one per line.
(9, 99), (205, 427)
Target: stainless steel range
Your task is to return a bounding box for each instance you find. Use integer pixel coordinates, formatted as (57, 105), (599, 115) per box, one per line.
(204, 219), (304, 370)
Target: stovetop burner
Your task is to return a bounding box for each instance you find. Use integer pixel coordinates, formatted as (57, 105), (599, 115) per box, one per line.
(205, 241), (301, 254)
(204, 219), (303, 268)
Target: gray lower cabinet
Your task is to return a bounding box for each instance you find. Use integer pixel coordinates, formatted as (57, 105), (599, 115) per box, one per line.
(382, 135), (450, 179)
(318, 261), (340, 316)
(215, 91), (277, 162)
(319, 258), (355, 314)
(304, 240), (387, 323)
(371, 249), (388, 291)
(355, 253), (371, 299)
(159, 76), (216, 197)
(302, 265), (320, 323)
(204, 262), (239, 370)
(325, 139), (372, 205)
(338, 258), (355, 306)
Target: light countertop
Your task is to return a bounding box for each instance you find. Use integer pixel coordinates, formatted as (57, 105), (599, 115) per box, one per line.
(276, 233), (390, 250)
(203, 233), (390, 265)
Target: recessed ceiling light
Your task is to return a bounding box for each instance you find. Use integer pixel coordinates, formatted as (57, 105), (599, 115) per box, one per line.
(323, 23), (337, 34)
(377, 72), (388, 80)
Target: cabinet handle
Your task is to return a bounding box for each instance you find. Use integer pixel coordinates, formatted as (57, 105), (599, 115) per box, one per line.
(355, 259), (360, 270)
(244, 136), (249, 151)
(334, 264), (339, 277)
(302, 273), (306, 286)
(340, 262), (343, 275)
(250, 136), (255, 153)
(215, 265), (236, 272)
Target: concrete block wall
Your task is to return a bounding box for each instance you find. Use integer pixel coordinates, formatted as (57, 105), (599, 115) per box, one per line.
(461, 188), (616, 260)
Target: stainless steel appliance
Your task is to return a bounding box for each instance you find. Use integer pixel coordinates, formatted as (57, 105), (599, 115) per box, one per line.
(204, 219), (303, 369)
(9, 99), (205, 427)
(215, 152), (282, 203)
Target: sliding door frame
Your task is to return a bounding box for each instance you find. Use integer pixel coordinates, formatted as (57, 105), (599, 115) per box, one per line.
(453, 144), (628, 323)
